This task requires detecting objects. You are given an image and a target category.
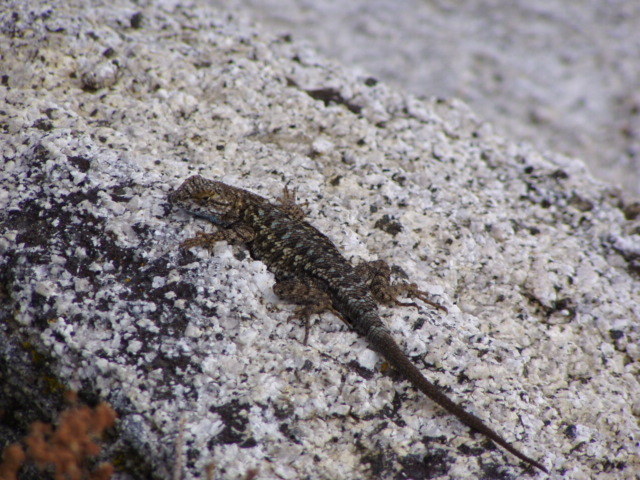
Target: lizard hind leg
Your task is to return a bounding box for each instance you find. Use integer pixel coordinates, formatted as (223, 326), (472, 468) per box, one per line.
(355, 260), (448, 313)
(273, 277), (345, 344)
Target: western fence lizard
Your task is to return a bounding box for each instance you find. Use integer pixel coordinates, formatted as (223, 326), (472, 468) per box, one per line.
(168, 175), (547, 473)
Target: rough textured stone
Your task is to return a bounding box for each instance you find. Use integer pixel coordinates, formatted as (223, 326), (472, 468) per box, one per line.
(1, 1), (638, 479)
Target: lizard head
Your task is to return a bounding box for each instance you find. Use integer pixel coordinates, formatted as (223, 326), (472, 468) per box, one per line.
(168, 175), (241, 223)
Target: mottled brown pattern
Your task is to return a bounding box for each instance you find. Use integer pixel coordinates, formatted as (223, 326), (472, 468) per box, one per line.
(168, 175), (547, 473)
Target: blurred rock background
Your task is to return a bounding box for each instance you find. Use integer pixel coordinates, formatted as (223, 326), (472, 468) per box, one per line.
(226, 0), (640, 196)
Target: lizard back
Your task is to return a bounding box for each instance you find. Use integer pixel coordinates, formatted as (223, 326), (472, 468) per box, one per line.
(240, 201), (385, 336)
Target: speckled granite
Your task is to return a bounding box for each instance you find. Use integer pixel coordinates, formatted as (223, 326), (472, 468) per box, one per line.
(1, 1), (638, 479)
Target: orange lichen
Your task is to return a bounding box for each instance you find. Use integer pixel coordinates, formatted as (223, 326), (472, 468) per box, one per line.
(0, 444), (26, 480)
(0, 401), (116, 480)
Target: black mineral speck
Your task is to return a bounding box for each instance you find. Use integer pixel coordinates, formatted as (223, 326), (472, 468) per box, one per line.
(609, 329), (624, 341)
(564, 424), (577, 439)
(374, 214), (403, 236)
(130, 12), (143, 29)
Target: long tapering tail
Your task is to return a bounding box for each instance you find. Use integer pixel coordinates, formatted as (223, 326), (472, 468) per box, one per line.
(368, 328), (548, 473)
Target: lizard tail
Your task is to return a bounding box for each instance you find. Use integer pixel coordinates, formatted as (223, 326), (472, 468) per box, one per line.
(368, 328), (548, 473)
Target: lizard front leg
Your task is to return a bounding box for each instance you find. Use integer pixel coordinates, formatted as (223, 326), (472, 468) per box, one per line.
(355, 259), (448, 313)
(273, 277), (345, 344)
(180, 224), (256, 250)
(276, 185), (307, 220)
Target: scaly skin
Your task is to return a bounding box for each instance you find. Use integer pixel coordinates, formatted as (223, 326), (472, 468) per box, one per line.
(168, 175), (547, 473)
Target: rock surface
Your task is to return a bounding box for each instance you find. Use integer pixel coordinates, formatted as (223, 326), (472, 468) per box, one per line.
(230, 0), (640, 196)
(1, 1), (638, 479)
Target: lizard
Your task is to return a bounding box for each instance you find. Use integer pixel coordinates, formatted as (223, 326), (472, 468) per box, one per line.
(168, 175), (548, 473)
